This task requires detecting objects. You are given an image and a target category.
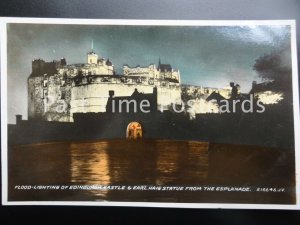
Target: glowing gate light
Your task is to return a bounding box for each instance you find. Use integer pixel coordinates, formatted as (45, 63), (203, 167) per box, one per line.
(126, 122), (143, 139)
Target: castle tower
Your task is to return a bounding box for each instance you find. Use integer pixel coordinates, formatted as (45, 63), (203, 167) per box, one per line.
(87, 52), (98, 64)
(87, 40), (98, 64)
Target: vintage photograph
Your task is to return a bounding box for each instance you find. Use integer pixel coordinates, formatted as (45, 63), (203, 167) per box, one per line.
(1, 19), (299, 208)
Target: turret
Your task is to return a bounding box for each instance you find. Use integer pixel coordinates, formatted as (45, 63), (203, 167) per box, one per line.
(87, 51), (98, 64)
(106, 58), (112, 66)
(32, 59), (45, 74)
(31, 59), (57, 76)
(87, 40), (98, 64)
(60, 58), (67, 66)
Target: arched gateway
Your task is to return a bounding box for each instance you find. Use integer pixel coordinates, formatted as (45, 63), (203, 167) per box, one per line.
(126, 122), (143, 139)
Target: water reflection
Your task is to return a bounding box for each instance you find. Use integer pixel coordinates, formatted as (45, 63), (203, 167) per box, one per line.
(8, 140), (294, 203)
(69, 139), (208, 198)
(186, 141), (209, 181)
(156, 140), (180, 185)
(70, 141), (110, 197)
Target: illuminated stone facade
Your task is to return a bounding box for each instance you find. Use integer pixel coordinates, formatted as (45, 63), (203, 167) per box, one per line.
(28, 50), (181, 122)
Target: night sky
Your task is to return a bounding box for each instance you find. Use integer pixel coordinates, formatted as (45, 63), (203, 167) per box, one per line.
(7, 23), (291, 123)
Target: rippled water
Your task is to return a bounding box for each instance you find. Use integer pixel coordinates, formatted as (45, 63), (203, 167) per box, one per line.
(8, 139), (294, 204)
(70, 140), (208, 198)
(9, 139), (209, 201)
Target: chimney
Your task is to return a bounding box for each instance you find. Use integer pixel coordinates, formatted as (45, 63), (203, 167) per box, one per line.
(109, 90), (114, 98)
(16, 115), (22, 125)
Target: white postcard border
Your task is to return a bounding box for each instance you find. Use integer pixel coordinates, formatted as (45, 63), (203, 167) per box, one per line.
(1, 17), (299, 209)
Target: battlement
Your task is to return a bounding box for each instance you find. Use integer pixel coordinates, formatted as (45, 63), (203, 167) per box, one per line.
(31, 58), (67, 77)
(72, 74), (181, 88)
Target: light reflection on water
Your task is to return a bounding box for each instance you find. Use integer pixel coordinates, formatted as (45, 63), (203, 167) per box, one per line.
(70, 141), (110, 197)
(69, 140), (208, 198)
(8, 140), (294, 203)
(155, 141), (180, 185)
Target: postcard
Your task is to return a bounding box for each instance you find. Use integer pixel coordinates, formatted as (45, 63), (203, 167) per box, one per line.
(1, 18), (299, 209)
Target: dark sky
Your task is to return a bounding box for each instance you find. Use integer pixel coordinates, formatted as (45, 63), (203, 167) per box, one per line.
(7, 23), (291, 123)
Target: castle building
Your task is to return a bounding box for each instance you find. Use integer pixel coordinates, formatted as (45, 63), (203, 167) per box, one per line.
(28, 49), (182, 122)
(123, 58), (181, 82)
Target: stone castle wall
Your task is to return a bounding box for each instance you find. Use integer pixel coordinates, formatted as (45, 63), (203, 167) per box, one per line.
(70, 81), (181, 117)
(28, 73), (73, 122)
(28, 50), (238, 122)
(28, 64), (181, 122)
(28, 49), (185, 122)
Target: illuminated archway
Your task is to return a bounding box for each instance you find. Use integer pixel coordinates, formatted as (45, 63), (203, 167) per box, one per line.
(126, 122), (143, 139)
